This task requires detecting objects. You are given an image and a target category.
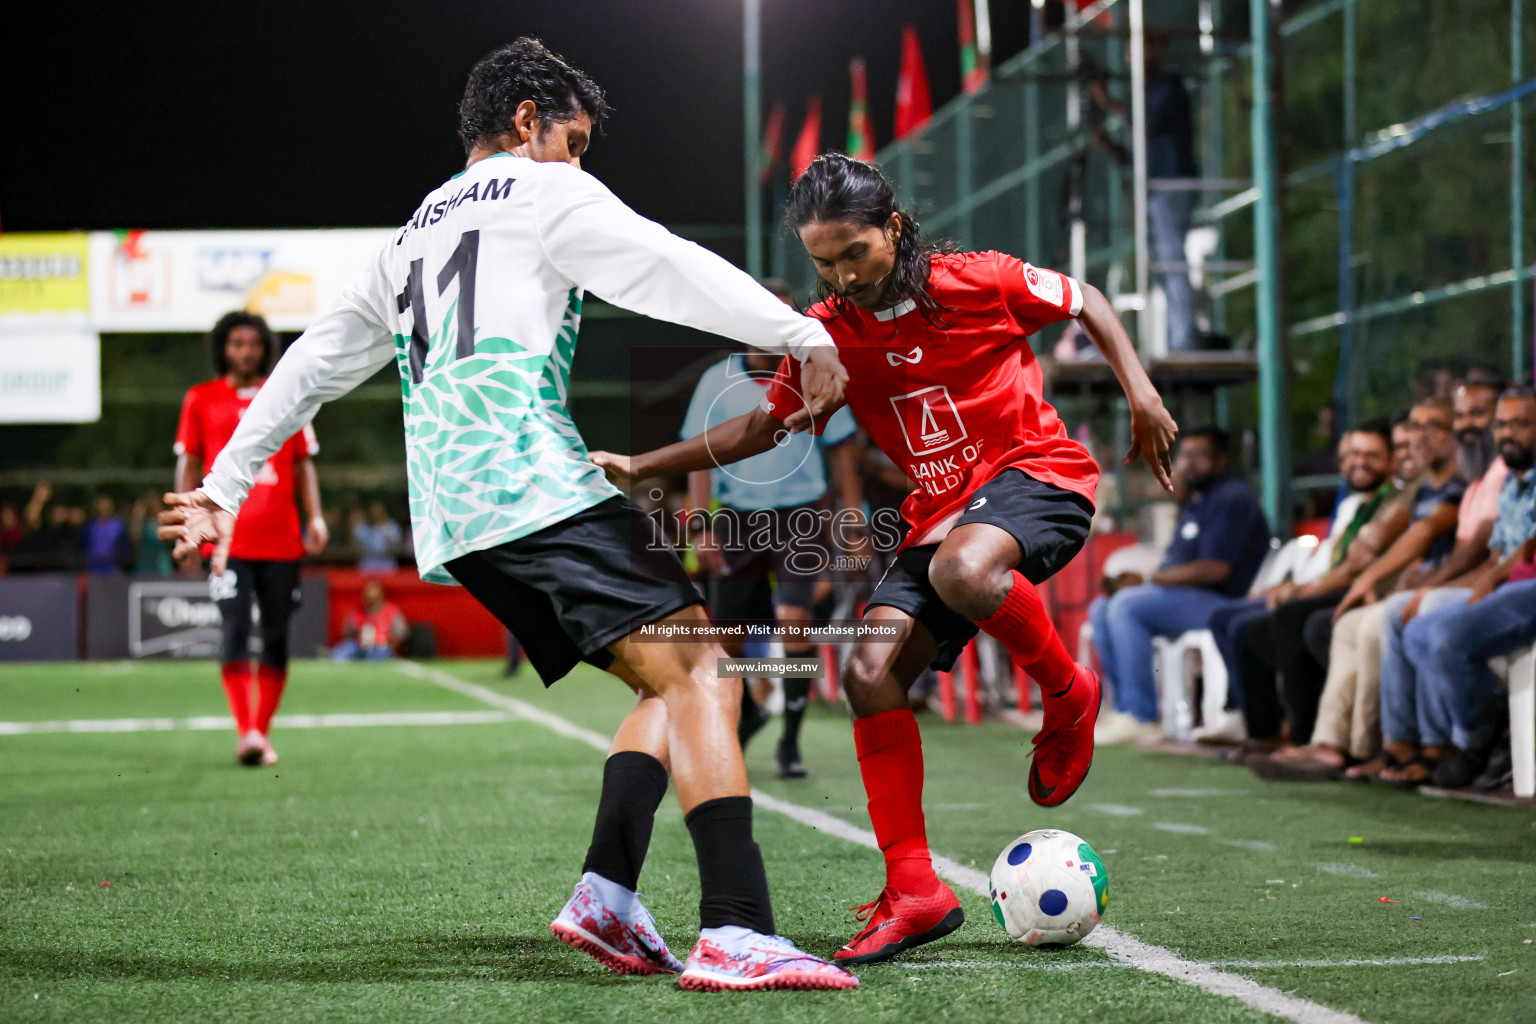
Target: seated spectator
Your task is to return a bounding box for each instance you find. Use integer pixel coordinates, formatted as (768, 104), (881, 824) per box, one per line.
(1372, 387), (1536, 788)
(0, 503), (22, 554)
(333, 579), (409, 661)
(82, 495), (132, 574)
(1257, 384), (1502, 778)
(1210, 420), (1403, 758)
(352, 500), (403, 573)
(1226, 398), (1463, 759)
(1091, 428), (1270, 744)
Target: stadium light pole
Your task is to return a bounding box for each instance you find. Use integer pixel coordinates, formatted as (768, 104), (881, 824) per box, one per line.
(1251, 0), (1291, 535)
(744, 0), (763, 278)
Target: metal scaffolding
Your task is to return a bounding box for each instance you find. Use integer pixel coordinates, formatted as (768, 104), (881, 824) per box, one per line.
(752, 0), (1535, 530)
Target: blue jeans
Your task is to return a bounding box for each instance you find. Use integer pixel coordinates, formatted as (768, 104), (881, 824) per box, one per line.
(1149, 188), (1195, 352)
(1377, 590), (1441, 745)
(332, 639), (394, 662)
(1207, 597), (1267, 711)
(1401, 579), (1536, 751)
(1089, 584), (1240, 723)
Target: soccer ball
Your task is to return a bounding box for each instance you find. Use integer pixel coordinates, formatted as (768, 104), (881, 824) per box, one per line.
(988, 828), (1108, 947)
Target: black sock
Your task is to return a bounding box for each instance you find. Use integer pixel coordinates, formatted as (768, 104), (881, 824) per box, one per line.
(684, 795), (775, 934)
(780, 674), (813, 748)
(581, 751), (669, 892)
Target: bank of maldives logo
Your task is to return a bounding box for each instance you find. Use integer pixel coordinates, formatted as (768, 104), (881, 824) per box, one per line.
(890, 385), (967, 455)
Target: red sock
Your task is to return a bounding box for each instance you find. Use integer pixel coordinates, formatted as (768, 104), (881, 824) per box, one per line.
(254, 664), (288, 736)
(220, 662), (253, 734)
(975, 570), (1078, 697)
(853, 709), (939, 894)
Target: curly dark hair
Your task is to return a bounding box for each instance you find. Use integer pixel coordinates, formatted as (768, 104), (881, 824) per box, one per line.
(785, 153), (959, 327)
(458, 38), (613, 155)
(207, 310), (276, 377)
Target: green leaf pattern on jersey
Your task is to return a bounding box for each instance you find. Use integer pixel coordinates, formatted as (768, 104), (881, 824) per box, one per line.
(394, 288), (619, 583)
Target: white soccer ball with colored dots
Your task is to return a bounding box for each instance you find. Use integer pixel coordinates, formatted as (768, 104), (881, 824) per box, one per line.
(988, 828), (1108, 947)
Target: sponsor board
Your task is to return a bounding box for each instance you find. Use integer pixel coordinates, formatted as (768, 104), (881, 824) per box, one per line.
(88, 229), (393, 332)
(0, 330), (101, 423)
(0, 575), (80, 661)
(0, 233), (90, 324)
(86, 574), (329, 660)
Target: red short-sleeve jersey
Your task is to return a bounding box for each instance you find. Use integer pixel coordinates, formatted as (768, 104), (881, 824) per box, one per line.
(175, 379), (317, 562)
(762, 251), (1099, 547)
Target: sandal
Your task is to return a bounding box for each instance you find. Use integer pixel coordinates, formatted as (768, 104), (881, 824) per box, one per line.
(1373, 754), (1438, 789)
(1344, 751), (1400, 782)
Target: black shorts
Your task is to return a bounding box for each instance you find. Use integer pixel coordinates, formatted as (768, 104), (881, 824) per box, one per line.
(444, 497), (704, 686)
(706, 503), (825, 623)
(213, 557), (302, 668)
(867, 469), (1094, 671)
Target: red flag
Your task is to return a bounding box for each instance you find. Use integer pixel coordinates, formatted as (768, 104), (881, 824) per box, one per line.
(846, 59), (875, 162)
(791, 96), (822, 181)
(895, 25), (933, 139)
(958, 0), (986, 94)
(758, 101), (787, 184)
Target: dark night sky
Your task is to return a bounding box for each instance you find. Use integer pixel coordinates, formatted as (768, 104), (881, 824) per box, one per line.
(3, 0), (1029, 234)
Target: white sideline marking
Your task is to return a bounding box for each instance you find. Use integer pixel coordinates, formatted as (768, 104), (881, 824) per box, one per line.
(403, 663), (1373, 1024)
(1088, 803), (1145, 816)
(0, 710), (513, 735)
(1153, 822), (1210, 835)
(1151, 788), (1238, 798)
(1316, 863), (1378, 879)
(896, 954), (1483, 972)
(1415, 890), (1492, 910)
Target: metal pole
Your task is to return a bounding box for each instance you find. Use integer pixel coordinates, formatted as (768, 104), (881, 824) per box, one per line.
(1066, 7), (1087, 283)
(744, 0), (763, 277)
(1201, 0), (1227, 335)
(958, 106), (974, 245)
(1513, 0), (1527, 382)
(1335, 0), (1357, 425)
(1129, 0), (1150, 349)
(1024, 60), (1041, 259)
(1251, 0), (1291, 534)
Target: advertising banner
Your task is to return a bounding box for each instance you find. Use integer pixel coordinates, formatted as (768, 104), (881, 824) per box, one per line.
(86, 573), (329, 660)
(0, 574), (81, 661)
(88, 228), (393, 332)
(0, 330), (102, 423)
(0, 233), (90, 326)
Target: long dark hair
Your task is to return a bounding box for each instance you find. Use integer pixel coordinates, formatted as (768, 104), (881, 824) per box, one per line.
(207, 310), (276, 377)
(785, 153), (959, 326)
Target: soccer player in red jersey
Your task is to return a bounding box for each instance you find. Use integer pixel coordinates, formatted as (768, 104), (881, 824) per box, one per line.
(175, 311), (328, 767)
(592, 154), (1178, 965)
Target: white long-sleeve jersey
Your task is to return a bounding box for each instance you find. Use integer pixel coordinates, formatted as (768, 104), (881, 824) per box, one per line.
(202, 153), (833, 583)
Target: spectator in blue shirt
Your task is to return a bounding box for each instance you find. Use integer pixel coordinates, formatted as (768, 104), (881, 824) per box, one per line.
(82, 495), (132, 574)
(1091, 427), (1271, 743)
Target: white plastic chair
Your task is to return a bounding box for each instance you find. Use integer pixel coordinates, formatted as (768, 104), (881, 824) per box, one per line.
(1508, 646), (1535, 798)
(1148, 538), (1315, 740)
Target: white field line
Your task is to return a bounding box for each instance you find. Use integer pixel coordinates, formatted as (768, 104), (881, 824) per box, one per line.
(896, 954), (1484, 971)
(400, 662), (1374, 1024)
(1415, 890), (1492, 910)
(0, 710), (513, 735)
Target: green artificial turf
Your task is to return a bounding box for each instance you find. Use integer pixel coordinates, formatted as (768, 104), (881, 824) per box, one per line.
(2, 658), (1534, 1023)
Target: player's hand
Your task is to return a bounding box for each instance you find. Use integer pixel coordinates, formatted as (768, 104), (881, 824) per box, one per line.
(303, 514), (329, 555)
(159, 490), (235, 575)
(788, 345), (849, 433)
(1124, 398), (1178, 492)
(589, 451), (637, 490)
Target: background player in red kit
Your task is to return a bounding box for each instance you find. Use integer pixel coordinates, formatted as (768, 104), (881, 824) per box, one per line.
(175, 311), (327, 766)
(592, 154), (1178, 965)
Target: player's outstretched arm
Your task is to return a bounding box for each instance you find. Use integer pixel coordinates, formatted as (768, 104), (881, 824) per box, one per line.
(535, 168), (847, 417)
(195, 265), (396, 523)
(590, 408), (782, 489)
(1076, 282), (1179, 491)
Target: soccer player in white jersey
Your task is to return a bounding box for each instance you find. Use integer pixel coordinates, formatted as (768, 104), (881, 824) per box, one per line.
(159, 38), (855, 993)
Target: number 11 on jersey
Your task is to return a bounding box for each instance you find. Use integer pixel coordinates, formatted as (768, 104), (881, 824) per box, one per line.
(397, 229), (480, 384)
